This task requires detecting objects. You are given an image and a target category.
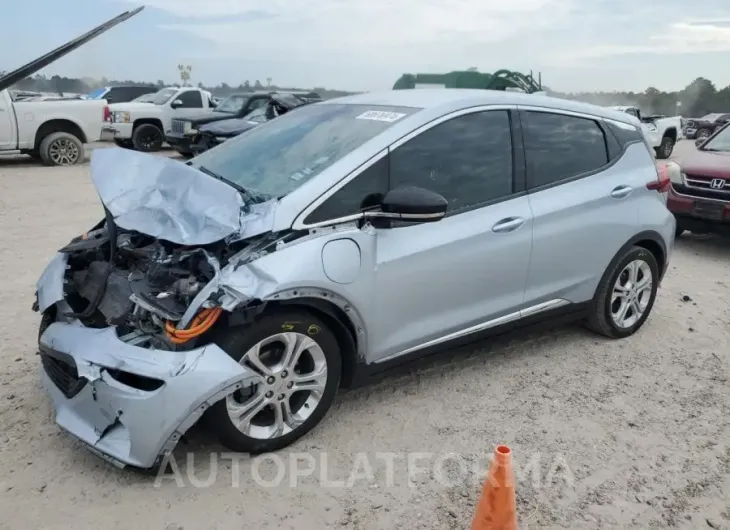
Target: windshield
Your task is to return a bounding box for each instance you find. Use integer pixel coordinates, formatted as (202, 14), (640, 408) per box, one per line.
(133, 93), (156, 103)
(702, 123), (730, 151)
(147, 88), (178, 105)
(86, 88), (108, 99)
(190, 103), (418, 199)
(215, 95), (248, 113)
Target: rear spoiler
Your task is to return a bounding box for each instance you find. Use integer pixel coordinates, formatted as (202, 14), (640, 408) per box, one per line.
(0, 6), (145, 92)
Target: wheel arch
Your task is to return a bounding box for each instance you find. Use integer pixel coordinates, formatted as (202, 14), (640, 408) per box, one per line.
(271, 296), (361, 389)
(133, 118), (164, 131)
(597, 230), (667, 298)
(34, 119), (87, 149)
(662, 127), (677, 141)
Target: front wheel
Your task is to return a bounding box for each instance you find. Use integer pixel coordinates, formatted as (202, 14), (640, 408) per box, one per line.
(697, 129), (711, 139)
(131, 123), (163, 152)
(655, 136), (675, 159)
(207, 310), (341, 454)
(586, 246), (659, 339)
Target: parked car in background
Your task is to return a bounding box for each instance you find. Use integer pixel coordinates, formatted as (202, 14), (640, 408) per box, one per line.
(608, 106), (681, 159)
(34, 89), (674, 469)
(682, 113), (730, 140)
(0, 89), (106, 165)
(86, 85), (156, 104)
(0, 8), (144, 165)
(189, 93), (314, 155)
(167, 91), (321, 156)
(101, 86), (216, 152)
(668, 121), (730, 236)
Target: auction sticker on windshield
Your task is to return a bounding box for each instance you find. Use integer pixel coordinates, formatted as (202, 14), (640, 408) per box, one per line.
(356, 111), (407, 122)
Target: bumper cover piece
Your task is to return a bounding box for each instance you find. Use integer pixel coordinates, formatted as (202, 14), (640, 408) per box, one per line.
(40, 321), (258, 469)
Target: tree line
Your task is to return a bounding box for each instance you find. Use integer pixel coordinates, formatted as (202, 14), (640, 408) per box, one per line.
(2, 72), (729, 119)
(0, 73), (356, 100)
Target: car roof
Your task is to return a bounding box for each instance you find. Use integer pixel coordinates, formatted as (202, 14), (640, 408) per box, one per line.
(326, 89), (638, 124)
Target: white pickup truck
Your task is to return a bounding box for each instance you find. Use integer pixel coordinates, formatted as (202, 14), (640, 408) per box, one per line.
(102, 86), (215, 152)
(0, 88), (105, 165)
(0, 6), (144, 165)
(608, 106), (681, 159)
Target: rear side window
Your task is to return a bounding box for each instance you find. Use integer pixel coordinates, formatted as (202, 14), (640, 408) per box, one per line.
(522, 111), (609, 189)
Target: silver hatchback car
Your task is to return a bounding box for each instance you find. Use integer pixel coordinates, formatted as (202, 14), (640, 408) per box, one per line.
(34, 89), (675, 470)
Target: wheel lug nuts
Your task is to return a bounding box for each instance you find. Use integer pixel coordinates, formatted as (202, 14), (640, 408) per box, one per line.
(267, 376), (275, 384)
(287, 382), (293, 389)
(278, 394), (285, 400)
(265, 391), (273, 398)
(281, 370), (288, 378)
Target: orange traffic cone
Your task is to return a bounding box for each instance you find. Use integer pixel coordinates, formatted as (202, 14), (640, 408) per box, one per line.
(471, 445), (517, 530)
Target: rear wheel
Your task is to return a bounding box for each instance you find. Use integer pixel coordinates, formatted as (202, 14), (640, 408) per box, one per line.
(697, 128), (711, 139)
(131, 123), (163, 152)
(39, 132), (84, 166)
(207, 310), (341, 453)
(586, 246), (659, 339)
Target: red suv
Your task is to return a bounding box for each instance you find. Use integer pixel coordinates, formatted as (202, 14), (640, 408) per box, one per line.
(668, 122), (730, 237)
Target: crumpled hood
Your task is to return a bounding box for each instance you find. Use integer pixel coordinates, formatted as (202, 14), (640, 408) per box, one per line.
(90, 148), (277, 245)
(201, 117), (261, 136)
(176, 109), (235, 124)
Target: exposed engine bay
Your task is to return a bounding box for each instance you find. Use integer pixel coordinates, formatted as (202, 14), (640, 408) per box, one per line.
(57, 220), (262, 350)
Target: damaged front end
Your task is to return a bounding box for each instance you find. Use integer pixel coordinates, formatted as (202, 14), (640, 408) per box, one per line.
(34, 148), (291, 470)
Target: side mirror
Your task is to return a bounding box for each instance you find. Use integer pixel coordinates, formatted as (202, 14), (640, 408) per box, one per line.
(171, 99), (183, 109)
(370, 186), (447, 223)
(695, 138), (706, 148)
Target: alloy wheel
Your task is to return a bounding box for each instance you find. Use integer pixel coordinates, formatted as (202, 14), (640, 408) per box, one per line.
(610, 259), (653, 329)
(226, 332), (328, 440)
(49, 138), (79, 165)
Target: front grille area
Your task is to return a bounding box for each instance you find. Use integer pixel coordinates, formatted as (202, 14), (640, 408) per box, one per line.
(170, 119), (186, 134)
(676, 174), (730, 201)
(40, 347), (87, 398)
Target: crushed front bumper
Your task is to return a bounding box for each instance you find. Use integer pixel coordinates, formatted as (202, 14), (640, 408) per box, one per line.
(39, 321), (257, 470)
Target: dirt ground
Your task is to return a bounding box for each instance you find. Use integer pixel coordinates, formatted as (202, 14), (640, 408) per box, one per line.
(0, 141), (728, 530)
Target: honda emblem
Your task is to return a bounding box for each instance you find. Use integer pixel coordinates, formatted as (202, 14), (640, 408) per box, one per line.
(710, 179), (726, 190)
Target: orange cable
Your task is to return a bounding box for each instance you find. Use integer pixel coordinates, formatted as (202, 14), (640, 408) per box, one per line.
(165, 307), (222, 344)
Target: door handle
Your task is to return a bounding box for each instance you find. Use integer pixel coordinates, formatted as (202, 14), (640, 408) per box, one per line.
(492, 217), (525, 233)
(611, 185), (633, 199)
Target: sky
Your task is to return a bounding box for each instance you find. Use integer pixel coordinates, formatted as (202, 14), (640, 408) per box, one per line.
(1, 0), (730, 93)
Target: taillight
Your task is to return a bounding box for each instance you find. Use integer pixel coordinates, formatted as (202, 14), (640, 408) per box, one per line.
(103, 106), (111, 122)
(648, 163), (671, 192)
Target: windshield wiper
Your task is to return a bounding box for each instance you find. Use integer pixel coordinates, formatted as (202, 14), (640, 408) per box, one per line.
(197, 165), (264, 203)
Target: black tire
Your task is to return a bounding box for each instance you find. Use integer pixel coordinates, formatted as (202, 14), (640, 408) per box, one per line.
(207, 309), (341, 454)
(113, 138), (133, 149)
(586, 246), (660, 339)
(131, 123), (163, 152)
(655, 136), (674, 159)
(39, 132), (84, 166)
(697, 128), (711, 139)
(675, 224), (685, 238)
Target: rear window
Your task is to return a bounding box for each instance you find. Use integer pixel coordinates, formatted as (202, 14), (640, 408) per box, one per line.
(190, 103), (419, 200)
(86, 88), (107, 99)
